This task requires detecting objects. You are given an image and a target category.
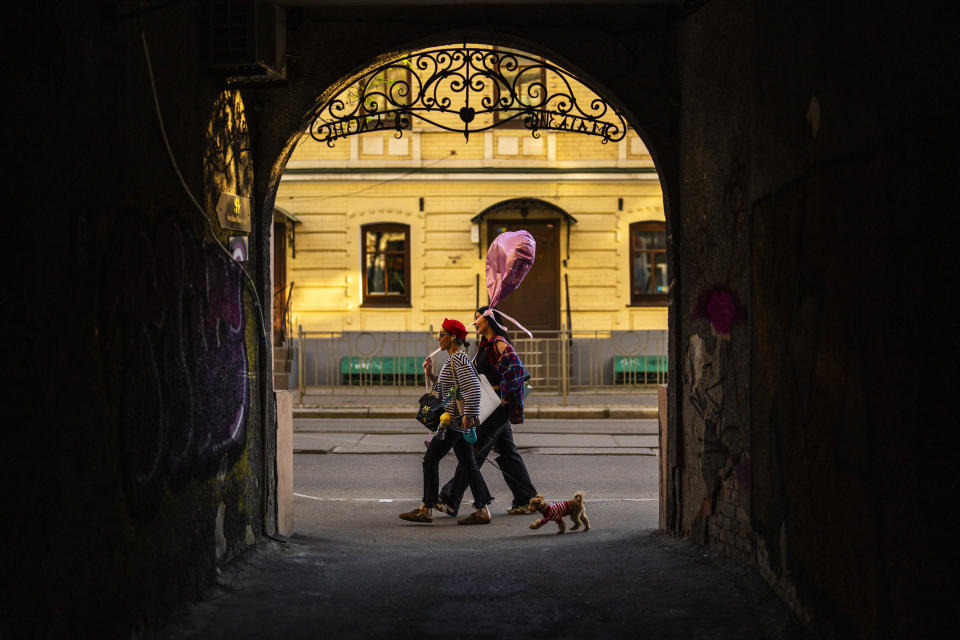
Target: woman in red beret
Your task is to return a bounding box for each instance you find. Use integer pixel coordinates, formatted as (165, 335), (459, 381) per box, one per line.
(399, 318), (493, 525)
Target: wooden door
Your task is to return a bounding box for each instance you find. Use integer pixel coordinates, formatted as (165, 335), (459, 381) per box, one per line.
(486, 219), (560, 331)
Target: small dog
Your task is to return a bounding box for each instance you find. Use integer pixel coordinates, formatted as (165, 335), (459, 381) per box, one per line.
(528, 491), (590, 534)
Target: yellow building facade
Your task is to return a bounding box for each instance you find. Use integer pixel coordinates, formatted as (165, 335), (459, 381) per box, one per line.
(278, 128), (665, 333)
(275, 46), (667, 389)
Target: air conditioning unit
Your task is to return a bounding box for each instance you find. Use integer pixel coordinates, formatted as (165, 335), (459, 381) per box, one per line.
(208, 0), (286, 84)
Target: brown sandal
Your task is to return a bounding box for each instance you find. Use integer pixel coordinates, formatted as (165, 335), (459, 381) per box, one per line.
(457, 511), (491, 525)
(399, 507), (432, 523)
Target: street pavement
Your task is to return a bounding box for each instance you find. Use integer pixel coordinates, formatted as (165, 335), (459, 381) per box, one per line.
(293, 452), (661, 539)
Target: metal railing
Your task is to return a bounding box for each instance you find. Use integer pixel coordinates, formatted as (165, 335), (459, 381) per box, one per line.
(296, 328), (437, 403)
(510, 328), (668, 391)
(294, 326), (668, 404)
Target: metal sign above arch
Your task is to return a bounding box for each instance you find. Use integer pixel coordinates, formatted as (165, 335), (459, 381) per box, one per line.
(306, 44), (629, 146)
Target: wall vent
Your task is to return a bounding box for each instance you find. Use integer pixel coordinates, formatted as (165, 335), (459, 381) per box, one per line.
(208, 0), (285, 84)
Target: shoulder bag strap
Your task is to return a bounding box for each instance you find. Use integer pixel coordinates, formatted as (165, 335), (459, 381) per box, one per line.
(450, 352), (469, 417)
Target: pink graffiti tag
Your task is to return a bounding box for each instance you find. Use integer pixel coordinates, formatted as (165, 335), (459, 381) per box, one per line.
(693, 286), (744, 336)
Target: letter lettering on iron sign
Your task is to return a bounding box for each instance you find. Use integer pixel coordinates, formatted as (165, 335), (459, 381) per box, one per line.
(577, 118), (589, 133)
(556, 116), (569, 131)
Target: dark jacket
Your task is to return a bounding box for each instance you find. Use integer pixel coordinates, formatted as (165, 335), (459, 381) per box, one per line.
(474, 336), (525, 424)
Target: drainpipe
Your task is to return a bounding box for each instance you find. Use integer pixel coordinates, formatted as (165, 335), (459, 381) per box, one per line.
(564, 272), (572, 398)
(297, 324), (305, 405)
(561, 323), (568, 406)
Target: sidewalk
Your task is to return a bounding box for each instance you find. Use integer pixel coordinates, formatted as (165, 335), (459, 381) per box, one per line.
(292, 386), (661, 419)
(292, 420), (660, 456)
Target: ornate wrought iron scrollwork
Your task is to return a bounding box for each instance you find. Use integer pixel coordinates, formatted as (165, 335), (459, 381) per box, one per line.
(307, 45), (628, 146)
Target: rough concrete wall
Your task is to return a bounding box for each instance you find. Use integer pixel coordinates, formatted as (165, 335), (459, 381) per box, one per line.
(676, 2), (957, 637)
(674, 1), (754, 550)
(2, 4), (271, 635)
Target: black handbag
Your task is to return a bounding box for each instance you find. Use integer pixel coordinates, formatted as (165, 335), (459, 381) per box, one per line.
(416, 385), (454, 431)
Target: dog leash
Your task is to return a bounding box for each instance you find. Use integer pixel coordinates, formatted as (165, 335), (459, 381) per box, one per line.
(480, 450), (538, 497)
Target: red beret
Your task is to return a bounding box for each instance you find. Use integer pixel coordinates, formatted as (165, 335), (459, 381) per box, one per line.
(442, 318), (467, 340)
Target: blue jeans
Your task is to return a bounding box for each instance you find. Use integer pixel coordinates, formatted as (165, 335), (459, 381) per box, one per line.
(439, 406), (537, 512)
(422, 426), (492, 510)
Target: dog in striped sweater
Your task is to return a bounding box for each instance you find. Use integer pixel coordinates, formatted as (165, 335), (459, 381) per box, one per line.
(528, 491), (590, 534)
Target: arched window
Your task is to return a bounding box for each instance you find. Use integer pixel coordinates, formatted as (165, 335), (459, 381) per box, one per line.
(629, 221), (668, 305)
(361, 223), (410, 306)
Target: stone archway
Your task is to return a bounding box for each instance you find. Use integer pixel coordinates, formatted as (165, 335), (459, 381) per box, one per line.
(246, 27), (683, 535)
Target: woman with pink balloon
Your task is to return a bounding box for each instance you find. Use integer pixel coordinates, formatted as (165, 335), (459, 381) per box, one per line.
(436, 230), (540, 518)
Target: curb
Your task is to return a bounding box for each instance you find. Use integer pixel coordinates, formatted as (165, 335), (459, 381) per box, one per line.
(293, 407), (658, 420)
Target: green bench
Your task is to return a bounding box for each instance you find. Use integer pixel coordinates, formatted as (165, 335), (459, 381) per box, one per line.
(340, 356), (425, 385)
(613, 355), (669, 384)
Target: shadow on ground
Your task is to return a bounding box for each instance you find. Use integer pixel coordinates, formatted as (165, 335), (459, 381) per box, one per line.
(150, 522), (815, 640)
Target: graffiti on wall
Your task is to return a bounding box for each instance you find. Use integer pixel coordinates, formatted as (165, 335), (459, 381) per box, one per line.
(686, 282), (746, 485)
(99, 211), (250, 512)
(683, 329), (747, 505)
(693, 285), (745, 338)
(682, 159), (751, 525)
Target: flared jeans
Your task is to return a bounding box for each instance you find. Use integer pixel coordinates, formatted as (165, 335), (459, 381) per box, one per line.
(439, 405), (537, 511)
(422, 426), (492, 510)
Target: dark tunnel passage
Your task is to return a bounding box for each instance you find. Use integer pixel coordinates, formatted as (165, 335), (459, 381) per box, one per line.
(2, 2), (956, 638)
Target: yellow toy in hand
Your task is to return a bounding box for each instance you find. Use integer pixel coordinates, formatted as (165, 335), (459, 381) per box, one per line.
(439, 412), (451, 426)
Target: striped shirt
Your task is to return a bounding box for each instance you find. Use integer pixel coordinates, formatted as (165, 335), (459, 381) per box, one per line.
(536, 500), (571, 526)
(435, 350), (481, 432)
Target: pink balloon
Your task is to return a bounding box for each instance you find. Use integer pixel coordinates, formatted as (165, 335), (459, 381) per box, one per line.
(486, 230), (536, 307)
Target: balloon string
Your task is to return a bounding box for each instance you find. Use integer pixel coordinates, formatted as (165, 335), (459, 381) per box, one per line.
(466, 308), (533, 339)
(491, 308), (533, 339)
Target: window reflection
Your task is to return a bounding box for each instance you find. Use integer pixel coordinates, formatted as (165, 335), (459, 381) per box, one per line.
(362, 224), (409, 304)
(629, 222), (668, 302)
